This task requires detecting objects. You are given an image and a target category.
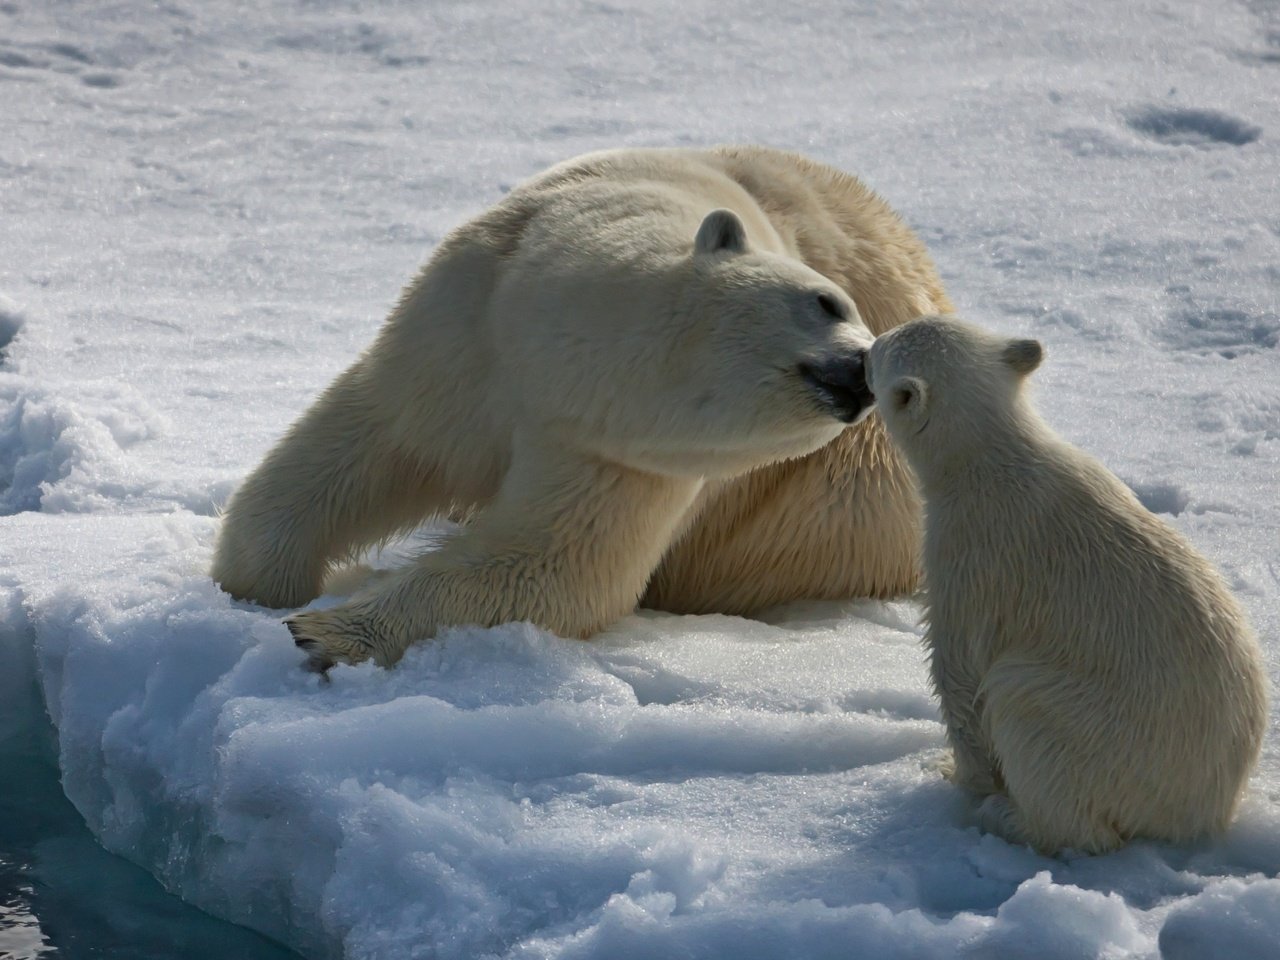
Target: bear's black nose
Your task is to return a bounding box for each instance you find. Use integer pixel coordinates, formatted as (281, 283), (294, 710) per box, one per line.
(798, 351), (872, 423)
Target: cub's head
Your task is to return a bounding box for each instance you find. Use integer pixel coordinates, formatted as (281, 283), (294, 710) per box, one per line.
(867, 316), (1043, 472)
(661, 209), (876, 473)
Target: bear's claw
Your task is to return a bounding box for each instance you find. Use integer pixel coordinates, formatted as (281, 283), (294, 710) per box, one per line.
(287, 621), (336, 673)
(284, 608), (379, 671)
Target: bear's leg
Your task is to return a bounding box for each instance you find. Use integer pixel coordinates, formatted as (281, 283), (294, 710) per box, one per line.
(931, 644), (1002, 796)
(212, 365), (453, 609)
(285, 439), (703, 669)
(980, 658), (1125, 854)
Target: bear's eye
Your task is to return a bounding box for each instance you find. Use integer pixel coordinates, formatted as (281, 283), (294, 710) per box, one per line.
(817, 292), (847, 322)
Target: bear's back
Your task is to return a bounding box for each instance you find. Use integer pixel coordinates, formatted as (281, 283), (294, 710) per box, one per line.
(493, 146), (952, 332)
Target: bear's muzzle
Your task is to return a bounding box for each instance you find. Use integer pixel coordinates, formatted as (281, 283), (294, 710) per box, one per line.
(798, 350), (872, 423)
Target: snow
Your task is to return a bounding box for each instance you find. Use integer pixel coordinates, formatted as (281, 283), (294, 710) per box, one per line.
(1, 0), (1278, 957)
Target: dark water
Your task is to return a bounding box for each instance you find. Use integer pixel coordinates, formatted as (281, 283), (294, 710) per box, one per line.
(0, 644), (303, 960)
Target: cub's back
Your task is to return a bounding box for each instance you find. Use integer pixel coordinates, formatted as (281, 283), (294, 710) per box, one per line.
(925, 437), (1258, 689)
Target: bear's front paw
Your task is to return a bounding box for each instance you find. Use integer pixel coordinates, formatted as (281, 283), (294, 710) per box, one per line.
(285, 607), (382, 672)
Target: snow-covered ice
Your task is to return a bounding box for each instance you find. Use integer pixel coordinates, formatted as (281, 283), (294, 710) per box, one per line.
(1, 0), (1278, 957)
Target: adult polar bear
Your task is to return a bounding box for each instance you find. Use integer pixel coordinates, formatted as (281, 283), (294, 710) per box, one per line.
(213, 146), (952, 669)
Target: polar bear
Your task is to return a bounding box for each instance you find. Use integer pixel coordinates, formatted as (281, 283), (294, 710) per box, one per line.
(212, 146), (951, 669)
(866, 315), (1268, 853)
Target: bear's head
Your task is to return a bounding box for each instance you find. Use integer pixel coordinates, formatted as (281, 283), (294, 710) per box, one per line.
(504, 207), (879, 477)
(867, 315), (1044, 475)
(637, 208), (877, 475)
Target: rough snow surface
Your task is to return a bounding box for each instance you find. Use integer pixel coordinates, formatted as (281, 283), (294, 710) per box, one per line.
(1, 0), (1278, 958)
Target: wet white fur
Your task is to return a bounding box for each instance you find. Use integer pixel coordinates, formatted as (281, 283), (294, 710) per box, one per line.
(869, 316), (1268, 854)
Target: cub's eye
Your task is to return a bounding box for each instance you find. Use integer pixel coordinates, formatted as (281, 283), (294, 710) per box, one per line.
(817, 292), (847, 322)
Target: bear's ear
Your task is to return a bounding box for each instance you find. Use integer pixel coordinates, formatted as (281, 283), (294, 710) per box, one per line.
(1001, 338), (1043, 376)
(694, 209), (749, 256)
(888, 376), (928, 416)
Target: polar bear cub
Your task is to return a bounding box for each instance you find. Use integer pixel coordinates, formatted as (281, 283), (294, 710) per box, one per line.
(867, 315), (1267, 854)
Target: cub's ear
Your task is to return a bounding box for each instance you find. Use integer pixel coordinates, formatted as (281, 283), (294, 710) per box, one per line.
(1001, 338), (1044, 375)
(694, 209), (749, 256)
(888, 376), (928, 415)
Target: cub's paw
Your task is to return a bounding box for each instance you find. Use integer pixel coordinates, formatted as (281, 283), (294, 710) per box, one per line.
(977, 794), (1030, 846)
(938, 749), (1002, 795)
(285, 607), (381, 672)
(921, 748), (955, 777)
(933, 749), (957, 780)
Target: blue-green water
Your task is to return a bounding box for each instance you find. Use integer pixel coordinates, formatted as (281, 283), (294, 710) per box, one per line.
(0, 669), (302, 959)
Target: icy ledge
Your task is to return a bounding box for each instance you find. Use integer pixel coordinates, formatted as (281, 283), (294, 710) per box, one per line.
(4, 511), (1279, 960)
